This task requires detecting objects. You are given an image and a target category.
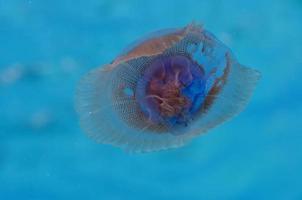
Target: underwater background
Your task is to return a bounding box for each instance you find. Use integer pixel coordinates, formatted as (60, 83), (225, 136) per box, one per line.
(1, 0), (302, 199)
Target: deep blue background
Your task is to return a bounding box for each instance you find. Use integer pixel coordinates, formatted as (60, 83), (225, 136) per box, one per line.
(1, 0), (302, 199)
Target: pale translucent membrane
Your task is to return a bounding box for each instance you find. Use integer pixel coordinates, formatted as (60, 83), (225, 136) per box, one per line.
(118, 23), (201, 59)
(75, 23), (261, 153)
(110, 23), (203, 68)
(118, 27), (180, 58)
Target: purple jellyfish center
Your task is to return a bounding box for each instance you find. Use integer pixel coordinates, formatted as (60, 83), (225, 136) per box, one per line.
(136, 55), (206, 130)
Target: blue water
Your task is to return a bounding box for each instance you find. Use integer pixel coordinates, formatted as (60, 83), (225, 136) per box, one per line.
(1, 0), (302, 199)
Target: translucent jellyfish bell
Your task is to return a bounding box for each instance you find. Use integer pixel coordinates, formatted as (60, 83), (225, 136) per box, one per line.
(75, 23), (261, 153)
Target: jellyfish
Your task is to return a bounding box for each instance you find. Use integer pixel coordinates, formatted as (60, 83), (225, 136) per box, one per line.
(75, 23), (261, 153)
